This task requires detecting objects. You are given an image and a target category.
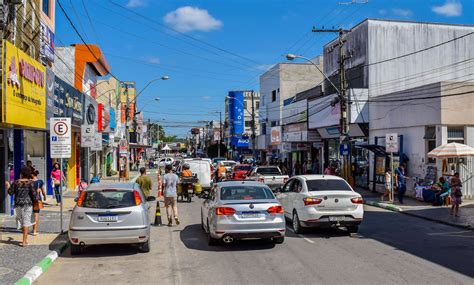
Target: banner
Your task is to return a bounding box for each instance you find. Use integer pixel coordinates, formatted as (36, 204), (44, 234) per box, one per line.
(48, 77), (84, 127)
(2, 40), (46, 128)
(271, 126), (281, 145)
(228, 91), (244, 135)
(40, 21), (55, 65)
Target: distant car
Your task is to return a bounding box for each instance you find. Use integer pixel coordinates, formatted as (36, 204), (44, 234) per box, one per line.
(231, 164), (253, 180)
(68, 183), (156, 254)
(201, 181), (285, 245)
(177, 158), (213, 190)
(212, 157), (226, 167)
(276, 175), (364, 234)
(220, 160), (237, 172)
(246, 166), (289, 191)
(159, 157), (175, 167)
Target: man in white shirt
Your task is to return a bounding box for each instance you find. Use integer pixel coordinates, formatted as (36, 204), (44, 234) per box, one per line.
(162, 164), (180, 226)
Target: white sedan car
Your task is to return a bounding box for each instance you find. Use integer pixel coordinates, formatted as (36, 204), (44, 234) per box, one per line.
(276, 175), (363, 234)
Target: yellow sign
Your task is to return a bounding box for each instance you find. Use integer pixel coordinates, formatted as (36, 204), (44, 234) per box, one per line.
(2, 40), (46, 129)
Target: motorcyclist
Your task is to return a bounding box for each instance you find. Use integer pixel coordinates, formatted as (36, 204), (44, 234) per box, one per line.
(217, 162), (227, 182)
(181, 163), (193, 177)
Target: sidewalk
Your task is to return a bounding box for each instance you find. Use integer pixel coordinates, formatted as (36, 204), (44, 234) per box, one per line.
(0, 191), (75, 285)
(356, 188), (474, 230)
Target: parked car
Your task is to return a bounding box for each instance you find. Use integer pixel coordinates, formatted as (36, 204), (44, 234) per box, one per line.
(220, 160), (237, 172)
(212, 157), (226, 168)
(231, 164), (253, 180)
(177, 158), (213, 190)
(245, 166), (289, 191)
(158, 157), (175, 167)
(201, 181), (285, 245)
(276, 175), (363, 234)
(69, 183), (156, 254)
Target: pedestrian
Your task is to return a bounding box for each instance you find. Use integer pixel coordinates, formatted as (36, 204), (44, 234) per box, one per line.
(136, 167), (152, 197)
(50, 162), (65, 206)
(162, 164), (180, 226)
(26, 160), (35, 173)
(312, 158), (320, 174)
(450, 172), (462, 217)
(6, 166), (37, 247)
(381, 168), (392, 201)
(32, 170), (46, 236)
(395, 163), (408, 204)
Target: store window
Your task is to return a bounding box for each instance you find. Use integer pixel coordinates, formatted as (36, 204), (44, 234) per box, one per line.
(42, 0), (50, 17)
(272, 90), (277, 102)
(424, 126), (436, 164)
(447, 126), (465, 164)
(256, 101), (260, 109)
(245, 121), (252, 127)
(244, 101), (248, 109)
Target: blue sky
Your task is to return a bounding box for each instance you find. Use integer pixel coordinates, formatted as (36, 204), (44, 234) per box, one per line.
(56, 0), (473, 137)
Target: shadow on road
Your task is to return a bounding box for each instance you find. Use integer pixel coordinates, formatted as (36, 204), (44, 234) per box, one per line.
(180, 224), (276, 252)
(61, 244), (142, 258)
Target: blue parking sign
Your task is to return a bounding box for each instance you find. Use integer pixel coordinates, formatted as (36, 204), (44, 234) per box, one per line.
(340, 144), (350, 156)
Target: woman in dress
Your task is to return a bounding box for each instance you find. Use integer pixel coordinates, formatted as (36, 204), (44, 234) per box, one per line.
(450, 172), (462, 217)
(50, 163), (65, 205)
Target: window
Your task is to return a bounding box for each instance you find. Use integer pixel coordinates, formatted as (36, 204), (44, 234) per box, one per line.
(427, 140), (437, 164)
(447, 126), (464, 144)
(244, 101), (248, 109)
(282, 179), (294, 193)
(256, 101), (260, 109)
(306, 179), (352, 191)
(261, 123), (266, 135)
(220, 186), (275, 200)
(42, 0), (50, 17)
(82, 190), (137, 209)
(272, 90), (277, 102)
(425, 126), (436, 164)
(245, 121), (252, 127)
(292, 180), (302, 193)
(256, 167), (282, 175)
(271, 121), (278, 127)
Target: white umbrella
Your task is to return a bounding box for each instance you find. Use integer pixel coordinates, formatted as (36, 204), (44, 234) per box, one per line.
(162, 144), (171, 151)
(427, 142), (474, 158)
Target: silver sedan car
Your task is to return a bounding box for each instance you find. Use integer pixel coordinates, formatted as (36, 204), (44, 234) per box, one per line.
(201, 181), (286, 245)
(69, 183), (155, 254)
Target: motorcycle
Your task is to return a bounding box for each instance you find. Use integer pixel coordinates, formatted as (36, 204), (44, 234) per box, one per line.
(179, 176), (199, 203)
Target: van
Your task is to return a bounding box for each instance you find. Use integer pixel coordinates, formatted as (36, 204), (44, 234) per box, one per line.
(179, 159), (213, 189)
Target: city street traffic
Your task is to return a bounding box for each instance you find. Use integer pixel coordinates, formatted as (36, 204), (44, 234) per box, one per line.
(35, 174), (474, 285)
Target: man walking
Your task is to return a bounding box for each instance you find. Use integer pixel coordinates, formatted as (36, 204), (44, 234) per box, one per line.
(162, 164), (180, 226)
(395, 163), (408, 204)
(136, 167), (152, 197)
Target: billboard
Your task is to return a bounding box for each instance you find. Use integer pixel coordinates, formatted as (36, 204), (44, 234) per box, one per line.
(282, 99), (307, 125)
(228, 91), (244, 136)
(2, 40), (46, 129)
(40, 21), (55, 65)
(308, 94), (340, 129)
(48, 77), (84, 127)
(271, 126), (281, 145)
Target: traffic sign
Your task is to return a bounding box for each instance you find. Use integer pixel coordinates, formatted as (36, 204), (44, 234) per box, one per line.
(340, 143), (350, 156)
(50, 118), (71, 158)
(385, 133), (399, 153)
(81, 124), (96, 147)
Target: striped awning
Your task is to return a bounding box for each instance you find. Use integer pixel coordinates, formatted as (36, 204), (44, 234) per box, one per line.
(427, 142), (474, 158)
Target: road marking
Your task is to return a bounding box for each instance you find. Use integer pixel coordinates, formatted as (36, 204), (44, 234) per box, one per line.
(286, 226), (315, 244)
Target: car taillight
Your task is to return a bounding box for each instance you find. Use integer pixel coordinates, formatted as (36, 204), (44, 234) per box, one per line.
(258, 178), (265, 183)
(267, 206), (284, 214)
(76, 191), (87, 207)
(351, 197), (364, 204)
(303, 197), (323, 206)
(188, 184), (193, 189)
(133, 190), (142, 205)
(216, 207), (236, 215)
(283, 178), (288, 183)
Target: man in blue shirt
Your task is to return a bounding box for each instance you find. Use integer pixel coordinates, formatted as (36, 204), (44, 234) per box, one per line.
(395, 163), (408, 204)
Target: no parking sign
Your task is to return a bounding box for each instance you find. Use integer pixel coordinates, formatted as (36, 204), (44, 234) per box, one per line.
(50, 117), (71, 158)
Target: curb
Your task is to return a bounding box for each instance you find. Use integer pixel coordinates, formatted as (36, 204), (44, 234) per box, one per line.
(364, 200), (472, 230)
(14, 240), (69, 285)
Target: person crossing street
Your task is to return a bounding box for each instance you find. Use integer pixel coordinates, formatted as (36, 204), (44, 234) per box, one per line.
(136, 167), (152, 197)
(162, 164), (180, 226)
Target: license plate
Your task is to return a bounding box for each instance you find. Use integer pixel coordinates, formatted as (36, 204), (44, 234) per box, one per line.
(187, 189), (193, 194)
(240, 211), (259, 219)
(98, 215), (118, 222)
(329, 216), (345, 222)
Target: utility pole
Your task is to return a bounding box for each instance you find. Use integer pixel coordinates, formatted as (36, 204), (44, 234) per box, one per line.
(312, 27), (352, 181)
(218, 111), (222, 158)
(250, 90), (256, 159)
(125, 86), (130, 179)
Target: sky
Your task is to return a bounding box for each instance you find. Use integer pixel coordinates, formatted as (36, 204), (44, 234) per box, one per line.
(56, 0), (474, 137)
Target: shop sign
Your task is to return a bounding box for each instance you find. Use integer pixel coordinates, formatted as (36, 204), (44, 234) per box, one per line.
(283, 123), (307, 142)
(109, 108), (116, 131)
(308, 94), (340, 129)
(2, 40), (46, 129)
(119, 139), (128, 156)
(385, 133), (399, 153)
(282, 99), (307, 125)
(50, 117), (71, 158)
(48, 77), (84, 127)
(271, 126), (281, 145)
(40, 21), (55, 65)
(213, 130), (220, 142)
(91, 132), (102, 151)
(81, 124), (96, 147)
(98, 104), (111, 132)
(83, 95), (98, 128)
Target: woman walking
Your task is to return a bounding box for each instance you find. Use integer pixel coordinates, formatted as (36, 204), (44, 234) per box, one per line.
(50, 163), (65, 205)
(7, 166), (37, 247)
(381, 168), (392, 201)
(450, 172), (462, 217)
(32, 170), (46, 236)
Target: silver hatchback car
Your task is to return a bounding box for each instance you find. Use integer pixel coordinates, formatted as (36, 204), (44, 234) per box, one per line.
(69, 183), (155, 254)
(201, 181), (285, 245)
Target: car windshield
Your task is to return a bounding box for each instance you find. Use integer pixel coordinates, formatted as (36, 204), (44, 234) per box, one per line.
(222, 162), (236, 166)
(82, 190), (136, 209)
(220, 186), (275, 200)
(306, 180), (352, 191)
(256, 167), (281, 175)
(235, 165), (252, 171)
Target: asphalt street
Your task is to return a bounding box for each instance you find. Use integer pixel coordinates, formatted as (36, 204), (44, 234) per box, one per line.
(35, 175), (474, 285)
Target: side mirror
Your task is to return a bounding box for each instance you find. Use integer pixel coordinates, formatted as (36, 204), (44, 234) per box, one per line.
(146, 196), (156, 202)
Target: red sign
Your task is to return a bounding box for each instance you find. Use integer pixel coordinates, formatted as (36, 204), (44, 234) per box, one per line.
(19, 59), (45, 87)
(97, 103), (104, 132)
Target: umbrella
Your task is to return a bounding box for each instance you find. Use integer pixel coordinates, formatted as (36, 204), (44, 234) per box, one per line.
(427, 142), (474, 158)
(162, 144), (171, 151)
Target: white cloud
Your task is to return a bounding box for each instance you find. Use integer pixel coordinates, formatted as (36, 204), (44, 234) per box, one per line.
(147, 56), (160, 64)
(126, 0), (146, 8)
(202, 96), (211, 101)
(392, 8), (413, 18)
(378, 9), (387, 15)
(256, 64), (273, 71)
(163, 6), (223, 33)
(432, 0), (462, 17)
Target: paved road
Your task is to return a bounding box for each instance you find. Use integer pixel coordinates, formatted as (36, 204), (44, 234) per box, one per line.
(36, 176), (474, 285)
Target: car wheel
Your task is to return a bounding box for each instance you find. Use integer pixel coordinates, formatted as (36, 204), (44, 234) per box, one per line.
(347, 225), (359, 234)
(70, 244), (82, 255)
(273, 236), (285, 244)
(138, 239), (150, 253)
(292, 211), (303, 234)
(201, 211), (205, 231)
(207, 220), (218, 246)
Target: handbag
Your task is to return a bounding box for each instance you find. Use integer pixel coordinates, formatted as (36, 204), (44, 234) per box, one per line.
(33, 200), (43, 211)
(454, 188), (463, 197)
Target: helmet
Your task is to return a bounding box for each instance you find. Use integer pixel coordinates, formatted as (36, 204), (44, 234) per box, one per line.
(183, 163), (190, 169)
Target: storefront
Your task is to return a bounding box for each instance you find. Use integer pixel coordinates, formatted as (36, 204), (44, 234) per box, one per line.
(1, 40), (47, 213)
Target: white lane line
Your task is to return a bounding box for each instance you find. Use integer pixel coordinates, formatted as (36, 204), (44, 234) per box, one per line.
(286, 226), (315, 244)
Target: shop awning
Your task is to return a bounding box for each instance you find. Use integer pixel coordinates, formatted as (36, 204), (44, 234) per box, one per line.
(355, 144), (388, 156)
(129, 143), (152, 149)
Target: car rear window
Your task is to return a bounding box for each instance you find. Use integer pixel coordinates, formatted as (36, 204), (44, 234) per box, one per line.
(256, 167), (281, 175)
(82, 190), (136, 209)
(188, 162), (210, 173)
(306, 180), (352, 191)
(222, 162), (236, 166)
(235, 165), (252, 171)
(220, 186), (275, 200)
